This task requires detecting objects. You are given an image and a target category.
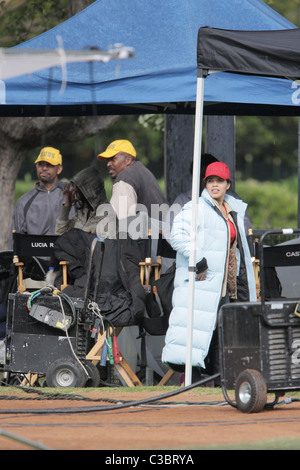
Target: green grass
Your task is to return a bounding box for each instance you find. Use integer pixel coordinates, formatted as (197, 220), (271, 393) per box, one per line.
(0, 384), (219, 396)
(186, 438), (300, 450)
(15, 176), (165, 203)
(16, 175), (299, 228)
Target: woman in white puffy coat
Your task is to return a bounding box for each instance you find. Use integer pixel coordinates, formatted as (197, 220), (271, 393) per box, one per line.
(162, 162), (256, 378)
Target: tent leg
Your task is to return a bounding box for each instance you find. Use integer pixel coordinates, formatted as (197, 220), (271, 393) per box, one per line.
(185, 75), (205, 386)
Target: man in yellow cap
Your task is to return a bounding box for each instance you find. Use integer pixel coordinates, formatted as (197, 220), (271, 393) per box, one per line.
(98, 139), (168, 220)
(98, 140), (170, 378)
(9, 147), (71, 248)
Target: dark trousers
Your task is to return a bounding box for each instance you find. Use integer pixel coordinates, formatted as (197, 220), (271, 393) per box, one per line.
(192, 294), (229, 386)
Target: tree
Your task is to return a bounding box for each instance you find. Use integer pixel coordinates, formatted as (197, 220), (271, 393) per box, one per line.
(0, 0), (94, 46)
(262, 0), (299, 26)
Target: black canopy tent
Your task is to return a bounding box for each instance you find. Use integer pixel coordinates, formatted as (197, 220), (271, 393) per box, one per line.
(197, 27), (300, 79)
(184, 27), (300, 385)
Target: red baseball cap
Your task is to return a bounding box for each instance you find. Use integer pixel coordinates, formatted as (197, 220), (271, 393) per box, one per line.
(204, 162), (230, 180)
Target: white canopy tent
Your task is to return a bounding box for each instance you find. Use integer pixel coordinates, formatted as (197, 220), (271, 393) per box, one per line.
(0, 42), (134, 81)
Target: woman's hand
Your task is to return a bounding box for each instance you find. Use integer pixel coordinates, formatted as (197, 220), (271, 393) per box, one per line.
(195, 257), (208, 281)
(63, 183), (76, 207)
(196, 269), (207, 281)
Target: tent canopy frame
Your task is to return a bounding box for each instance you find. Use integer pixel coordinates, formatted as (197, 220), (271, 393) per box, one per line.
(184, 26), (300, 386)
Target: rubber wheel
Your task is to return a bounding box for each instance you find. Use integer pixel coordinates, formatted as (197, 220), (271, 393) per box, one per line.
(83, 361), (100, 387)
(46, 357), (87, 388)
(235, 369), (267, 413)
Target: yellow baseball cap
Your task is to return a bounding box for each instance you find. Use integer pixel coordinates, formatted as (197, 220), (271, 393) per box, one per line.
(97, 140), (136, 160)
(35, 147), (62, 166)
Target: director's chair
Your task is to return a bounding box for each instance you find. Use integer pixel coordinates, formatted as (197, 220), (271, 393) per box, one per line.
(86, 326), (142, 386)
(86, 228), (175, 387)
(138, 228), (178, 385)
(12, 232), (68, 293)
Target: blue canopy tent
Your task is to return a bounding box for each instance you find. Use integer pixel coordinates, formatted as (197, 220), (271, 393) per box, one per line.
(2, 0), (300, 386)
(0, 0), (299, 117)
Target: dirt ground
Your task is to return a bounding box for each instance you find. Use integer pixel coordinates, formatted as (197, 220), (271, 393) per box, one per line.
(0, 386), (300, 451)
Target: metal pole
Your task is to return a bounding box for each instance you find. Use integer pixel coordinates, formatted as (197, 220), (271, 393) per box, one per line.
(298, 120), (300, 228)
(184, 73), (205, 386)
(0, 428), (52, 450)
(298, 0), (300, 228)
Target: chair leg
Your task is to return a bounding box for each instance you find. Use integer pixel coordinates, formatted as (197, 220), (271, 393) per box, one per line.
(21, 373), (39, 386)
(16, 262), (26, 294)
(158, 369), (176, 386)
(59, 261), (69, 290)
(86, 330), (107, 365)
(114, 357), (142, 386)
(86, 327), (142, 386)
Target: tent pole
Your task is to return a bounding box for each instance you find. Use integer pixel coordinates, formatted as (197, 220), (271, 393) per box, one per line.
(298, 3), (300, 229)
(298, 119), (300, 228)
(185, 73), (205, 386)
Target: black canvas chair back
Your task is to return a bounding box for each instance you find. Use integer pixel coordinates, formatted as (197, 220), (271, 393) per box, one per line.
(12, 232), (65, 293)
(250, 229), (300, 302)
(13, 233), (58, 260)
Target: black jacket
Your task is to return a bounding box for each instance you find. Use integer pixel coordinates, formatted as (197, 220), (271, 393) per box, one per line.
(51, 228), (146, 326)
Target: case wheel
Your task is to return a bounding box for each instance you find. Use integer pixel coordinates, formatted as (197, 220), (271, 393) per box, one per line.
(83, 360), (100, 387)
(235, 369), (267, 413)
(46, 357), (87, 388)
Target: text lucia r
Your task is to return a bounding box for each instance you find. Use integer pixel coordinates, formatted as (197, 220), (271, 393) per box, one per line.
(30, 242), (54, 248)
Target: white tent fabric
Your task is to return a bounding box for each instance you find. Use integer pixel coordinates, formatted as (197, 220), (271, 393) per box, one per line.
(0, 45), (134, 81)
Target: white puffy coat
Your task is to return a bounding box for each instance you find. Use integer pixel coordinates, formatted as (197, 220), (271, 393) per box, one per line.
(162, 189), (256, 369)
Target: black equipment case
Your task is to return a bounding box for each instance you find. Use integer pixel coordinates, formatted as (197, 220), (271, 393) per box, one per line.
(5, 292), (87, 375)
(3, 236), (105, 387)
(219, 229), (300, 413)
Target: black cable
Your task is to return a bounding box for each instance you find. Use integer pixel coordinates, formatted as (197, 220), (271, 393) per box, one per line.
(0, 374), (220, 415)
(5, 416), (300, 429)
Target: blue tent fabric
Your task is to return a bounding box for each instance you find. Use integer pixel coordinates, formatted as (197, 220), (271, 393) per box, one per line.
(1, 0), (299, 116)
